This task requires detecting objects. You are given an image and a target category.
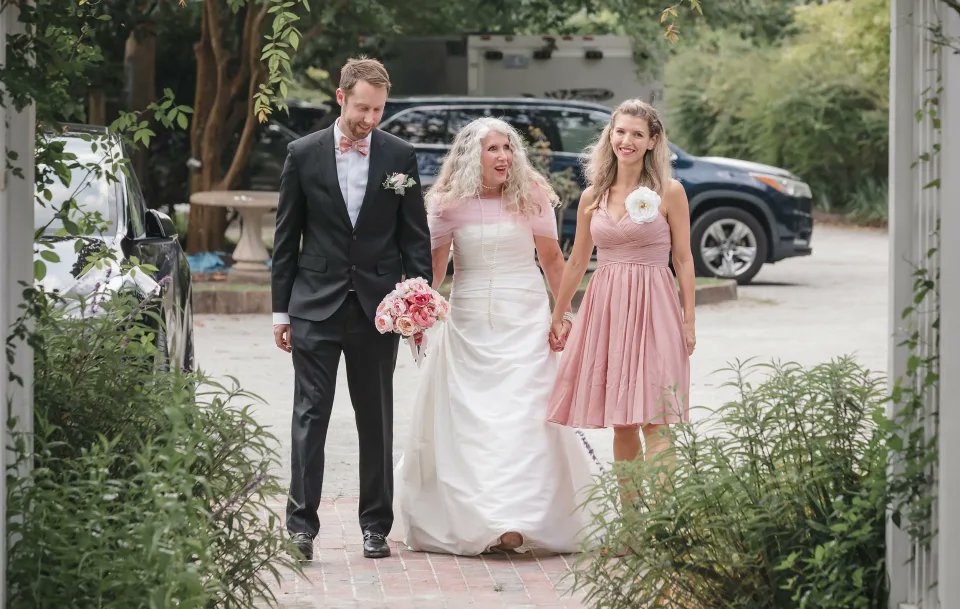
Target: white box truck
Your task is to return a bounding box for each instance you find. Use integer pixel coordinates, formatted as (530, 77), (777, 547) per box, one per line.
(382, 34), (660, 108)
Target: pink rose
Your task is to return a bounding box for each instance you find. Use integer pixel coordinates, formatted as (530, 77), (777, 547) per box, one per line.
(395, 315), (416, 337)
(390, 298), (408, 316)
(412, 293), (432, 307)
(410, 306), (434, 329)
(410, 280), (431, 294)
(374, 313), (394, 334)
(435, 298), (450, 320)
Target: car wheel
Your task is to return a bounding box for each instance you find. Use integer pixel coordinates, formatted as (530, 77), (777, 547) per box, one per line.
(691, 207), (768, 285)
(180, 302), (195, 372)
(154, 321), (170, 373)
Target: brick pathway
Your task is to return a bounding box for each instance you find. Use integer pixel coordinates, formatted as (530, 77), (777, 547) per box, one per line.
(270, 498), (587, 609)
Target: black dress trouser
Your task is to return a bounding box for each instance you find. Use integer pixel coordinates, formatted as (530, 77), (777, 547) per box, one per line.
(286, 292), (400, 538)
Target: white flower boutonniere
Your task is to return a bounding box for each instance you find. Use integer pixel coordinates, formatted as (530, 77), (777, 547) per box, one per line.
(624, 186), (662, 224)
(383, 172), (417, 196)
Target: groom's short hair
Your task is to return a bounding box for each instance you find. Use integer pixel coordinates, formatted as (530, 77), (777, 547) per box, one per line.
(340, 57), (391, 96)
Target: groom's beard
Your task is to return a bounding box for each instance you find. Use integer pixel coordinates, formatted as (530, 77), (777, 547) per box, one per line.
(343, 117), (374, 140)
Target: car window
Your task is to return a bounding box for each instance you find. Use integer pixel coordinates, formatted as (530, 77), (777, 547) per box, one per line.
(34, 137), (120, 238)
(381, 108), (449, 144)
(447, 107), (489, 137)
(555, 110), (610, 154)
(494, 107), (562, 152)
(244, 121), (299, 190)
(446, 106), (563, 152)
(123, 163), (147, 238)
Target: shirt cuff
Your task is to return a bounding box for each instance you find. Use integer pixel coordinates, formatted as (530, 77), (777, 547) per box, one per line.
(273, 312), (291, 325)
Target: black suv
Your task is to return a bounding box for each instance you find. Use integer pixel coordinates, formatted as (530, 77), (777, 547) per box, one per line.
(245, 97), (813, 284)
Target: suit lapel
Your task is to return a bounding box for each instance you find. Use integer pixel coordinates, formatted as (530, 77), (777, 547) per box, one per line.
(317, 127), (353, 228)
(354, 130), (388, 231)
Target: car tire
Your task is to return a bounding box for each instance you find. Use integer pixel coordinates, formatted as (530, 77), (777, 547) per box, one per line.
(179, 300), (195, 373)
(154, 321), (170, 373)
(691, 207), (768, 285)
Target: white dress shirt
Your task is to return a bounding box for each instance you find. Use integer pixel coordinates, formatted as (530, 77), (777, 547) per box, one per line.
(273, 120), (372, 325)
(333, 119), (371, 226)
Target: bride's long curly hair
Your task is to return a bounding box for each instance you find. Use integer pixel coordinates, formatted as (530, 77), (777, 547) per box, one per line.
(426, 117), (558, 215)
(584, 99), (672, 214)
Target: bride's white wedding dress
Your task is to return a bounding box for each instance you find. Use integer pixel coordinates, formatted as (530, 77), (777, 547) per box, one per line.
(393, 194), (594, 555)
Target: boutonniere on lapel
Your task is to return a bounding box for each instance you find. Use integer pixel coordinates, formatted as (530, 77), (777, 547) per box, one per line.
(382, 172), (417, 196)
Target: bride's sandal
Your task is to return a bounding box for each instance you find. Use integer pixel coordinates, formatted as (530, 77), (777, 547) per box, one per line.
(489, 531), (523, 552)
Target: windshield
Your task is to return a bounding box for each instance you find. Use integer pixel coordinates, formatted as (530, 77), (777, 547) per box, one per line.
(34, 137), (120, 238)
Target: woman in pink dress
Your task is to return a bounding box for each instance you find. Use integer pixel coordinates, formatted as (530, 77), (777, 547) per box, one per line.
(547, 99), (696, 468)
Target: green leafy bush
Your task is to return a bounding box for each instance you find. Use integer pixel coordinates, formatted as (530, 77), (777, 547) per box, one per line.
(574, 358), (888, 609)
(665, 0), (889, 219)
(6, 289), (297, 608)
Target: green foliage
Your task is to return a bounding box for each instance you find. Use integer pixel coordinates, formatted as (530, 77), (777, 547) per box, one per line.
(845, 178), (888, 226)
(694, 0), (818, 43)
(0, 0), (108, 119)
(6, 289), (299, 608)
(290, 0), (708, 97)
(574, 358), (888, 609)
(665, 0), (890, 217)
(255, 0), (312, 122)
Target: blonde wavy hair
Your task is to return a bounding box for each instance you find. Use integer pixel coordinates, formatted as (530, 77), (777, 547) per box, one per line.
(584, 99), (672, 213)
(426, 117), (558, 216)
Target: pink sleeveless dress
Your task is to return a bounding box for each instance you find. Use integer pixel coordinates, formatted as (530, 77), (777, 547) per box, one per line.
(547, 190), (690, 428)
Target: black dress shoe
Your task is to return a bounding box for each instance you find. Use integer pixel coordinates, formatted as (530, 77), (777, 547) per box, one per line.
(290, 532), (314, 561)
(362, 531), (391, 559)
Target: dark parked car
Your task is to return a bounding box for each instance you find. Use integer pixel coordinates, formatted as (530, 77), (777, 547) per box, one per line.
(34, 125), (194, 370)
(247, 97), (813, 284)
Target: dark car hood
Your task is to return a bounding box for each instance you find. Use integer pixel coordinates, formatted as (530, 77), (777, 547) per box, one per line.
(698, 156), (799, 180)
(34, 236), (159, 300)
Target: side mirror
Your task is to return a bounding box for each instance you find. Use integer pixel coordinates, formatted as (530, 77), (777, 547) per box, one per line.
(146, 209), (177, 239)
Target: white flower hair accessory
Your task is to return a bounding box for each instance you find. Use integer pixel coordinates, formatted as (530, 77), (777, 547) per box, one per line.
(624, 186), (662, 224)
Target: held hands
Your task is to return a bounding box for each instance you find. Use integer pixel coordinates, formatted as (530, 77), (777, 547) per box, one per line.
(274, 324), (292, 353)
(548, 315), (572, 352)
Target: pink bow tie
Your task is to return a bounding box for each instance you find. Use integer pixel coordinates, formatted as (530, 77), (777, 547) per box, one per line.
(338, 136), (369, 156)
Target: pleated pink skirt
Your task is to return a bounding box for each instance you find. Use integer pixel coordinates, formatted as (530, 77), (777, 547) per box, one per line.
(547, 262), (690, 428)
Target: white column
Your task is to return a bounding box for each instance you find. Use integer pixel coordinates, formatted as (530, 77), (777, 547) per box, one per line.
(1, 5), (35, 450)
(887, 1), (944, 607)
(887, 1), (919, 601)
(0, 13), (7, 606)
(936, 4), (960, 604)
(1, 7), (36, 606)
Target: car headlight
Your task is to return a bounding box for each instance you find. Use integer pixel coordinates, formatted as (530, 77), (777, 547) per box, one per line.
(750, 172), (812, 199)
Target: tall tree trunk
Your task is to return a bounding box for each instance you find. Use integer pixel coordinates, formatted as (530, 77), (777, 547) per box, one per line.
(125, 21), (157, 205)
(88, 89), (106, 125)
(186, 2), (268, 255)
(187, 0), (227, 254)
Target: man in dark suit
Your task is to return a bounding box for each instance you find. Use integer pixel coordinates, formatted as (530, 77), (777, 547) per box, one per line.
(271, 57), (432, 561)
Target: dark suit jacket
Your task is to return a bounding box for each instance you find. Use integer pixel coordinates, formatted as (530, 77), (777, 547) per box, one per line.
(272, 126), (433, 322)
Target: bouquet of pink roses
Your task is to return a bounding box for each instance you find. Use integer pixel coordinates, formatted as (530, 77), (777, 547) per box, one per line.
(375, 277), (449, 366)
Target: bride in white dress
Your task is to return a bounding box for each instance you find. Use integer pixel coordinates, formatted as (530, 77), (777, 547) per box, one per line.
(393, 117), (594, 555)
